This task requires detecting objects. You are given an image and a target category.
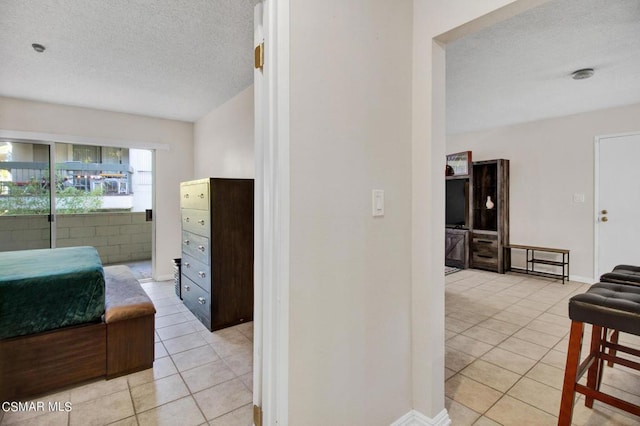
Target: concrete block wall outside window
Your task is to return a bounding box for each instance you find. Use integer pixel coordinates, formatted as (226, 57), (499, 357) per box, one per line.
(0, 212), (151, 264)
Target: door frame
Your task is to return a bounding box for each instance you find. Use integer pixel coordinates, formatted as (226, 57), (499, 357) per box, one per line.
(593, 131), (640, 279)
(254, 0), (290, 424)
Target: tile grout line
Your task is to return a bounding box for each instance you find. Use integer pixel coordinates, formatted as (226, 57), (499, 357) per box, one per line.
(445, 274), (595, 423)
(158, 317), (253, 423)
(448, 338), (559, 419)
(125, 377), (138, 426)
(132, 282), (254, 424)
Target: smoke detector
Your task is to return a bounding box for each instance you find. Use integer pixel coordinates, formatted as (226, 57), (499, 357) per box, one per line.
(571, 68), (594, 80)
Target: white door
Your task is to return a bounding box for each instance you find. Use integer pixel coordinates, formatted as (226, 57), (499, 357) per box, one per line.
(596, 133), (640, 276)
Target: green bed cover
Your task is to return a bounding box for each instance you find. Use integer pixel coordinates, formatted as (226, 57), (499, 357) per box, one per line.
(0, 246), (105, 339)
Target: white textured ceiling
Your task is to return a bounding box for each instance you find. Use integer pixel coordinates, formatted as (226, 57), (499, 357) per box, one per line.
(0, 0), (258, 122)
(2, 1), (638, 129)
(447, 0), (640, 134)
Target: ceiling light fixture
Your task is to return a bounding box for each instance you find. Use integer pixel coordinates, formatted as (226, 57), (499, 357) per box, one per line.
(31, 43), (46, 53)
(571, 68), (594, 80)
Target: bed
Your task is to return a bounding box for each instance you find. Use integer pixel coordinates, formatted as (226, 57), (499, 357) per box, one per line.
(0, 246), (105, 339)
(0, 247), (155, 401)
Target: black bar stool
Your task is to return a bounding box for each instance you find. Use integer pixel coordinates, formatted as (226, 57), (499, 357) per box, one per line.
(558, 282), (640, 425)
(600, 265), (640, 366)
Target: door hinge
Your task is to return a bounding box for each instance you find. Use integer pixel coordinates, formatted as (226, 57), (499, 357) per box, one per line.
(253, 405), (263, 426)
(255, 42), (264, 70)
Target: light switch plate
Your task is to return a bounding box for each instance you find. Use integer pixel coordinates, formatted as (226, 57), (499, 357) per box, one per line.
(372, 190), (384, 217)
(573, 193), (585, 203)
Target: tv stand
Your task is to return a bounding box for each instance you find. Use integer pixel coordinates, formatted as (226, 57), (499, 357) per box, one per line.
(445, 228), (470, 269)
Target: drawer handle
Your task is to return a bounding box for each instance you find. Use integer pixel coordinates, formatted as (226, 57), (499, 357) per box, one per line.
(185, 217), (190, 223)
(198, 271), (206, 278)
(198, 245), (205, 252)
(198, 297), (206, 305)
(184, 239), (190, 245)
(477, 240), (493, 244)
(198, 219), (205, 225)
(184, 262), (190, 268)
(477, 254), (493, 258)
(184, 194), (189, 199)
(184, 284), (190, 291)
(199, 193), (205, 199)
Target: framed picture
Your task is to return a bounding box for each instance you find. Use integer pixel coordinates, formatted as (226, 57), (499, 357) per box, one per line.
(446, 151), (472, 177)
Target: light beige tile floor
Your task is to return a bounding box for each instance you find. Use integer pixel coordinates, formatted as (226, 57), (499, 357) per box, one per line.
(445, 269), (640, 426)
(4, 269), (640, 425)
(0, 279), (253, 426)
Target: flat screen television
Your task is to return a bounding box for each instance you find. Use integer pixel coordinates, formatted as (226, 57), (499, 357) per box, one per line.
(446, 179), (468, 228)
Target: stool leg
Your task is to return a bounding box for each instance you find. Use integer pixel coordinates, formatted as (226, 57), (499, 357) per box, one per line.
(559, 320), (584, 426)
(586, 325), (604, 408)
(607, 330), (619, 367)
(596, 331), (606, 394)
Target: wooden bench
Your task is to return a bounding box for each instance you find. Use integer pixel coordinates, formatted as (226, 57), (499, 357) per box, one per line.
(505, 244), (570, 284)
(104, 265), (156, 378)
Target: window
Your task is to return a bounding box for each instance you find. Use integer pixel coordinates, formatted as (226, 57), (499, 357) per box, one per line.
(73, 145), (100, 163)
(102, 147), (128, 165)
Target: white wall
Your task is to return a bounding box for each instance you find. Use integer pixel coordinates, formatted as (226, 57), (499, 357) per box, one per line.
(281, 0), (554, 423)
(194, 86), (254, 179)
(0, 96), (194, 279)
(288, 1), (413, 424)
(447, 102), (640, 282)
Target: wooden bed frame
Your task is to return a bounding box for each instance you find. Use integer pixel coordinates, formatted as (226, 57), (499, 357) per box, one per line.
(0, 323), (106, 400)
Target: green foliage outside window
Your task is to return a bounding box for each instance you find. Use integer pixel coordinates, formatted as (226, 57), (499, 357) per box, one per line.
(0, 176), (103, 215)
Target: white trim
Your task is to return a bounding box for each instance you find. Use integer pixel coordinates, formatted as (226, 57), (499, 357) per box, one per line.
(391, 409), (451, 426)
(255, 0), (290, 425)
(593, 135), (600, 281)
(253, 0), (265, 421)
(594, 130), (640, 140)
(150, 149), (158, 281)
(0, 129), (170, 151)
(570, 275), (594, 284)
(155, 274), (174, 282)
(273, 0), (291, 423)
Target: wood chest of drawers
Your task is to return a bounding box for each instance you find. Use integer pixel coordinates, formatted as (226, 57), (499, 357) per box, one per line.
(180, 178), (254, 331)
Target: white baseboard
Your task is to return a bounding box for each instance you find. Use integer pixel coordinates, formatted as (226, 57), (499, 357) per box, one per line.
(569, 275), (594, 284)
(391, 409), (451, 426)
(156, 274), (174, 282)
